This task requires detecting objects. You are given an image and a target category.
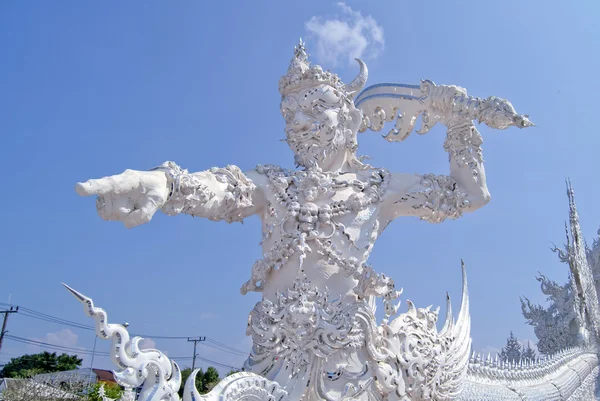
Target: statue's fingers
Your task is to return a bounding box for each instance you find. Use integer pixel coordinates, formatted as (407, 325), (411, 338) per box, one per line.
(96, 195), (111, 220)
(76, 171), (137, 196)
(75, 177), (117, 196)
(113, 197), (134, 219)
(98, 196), (133, 221)
(123, 204), (157, 229)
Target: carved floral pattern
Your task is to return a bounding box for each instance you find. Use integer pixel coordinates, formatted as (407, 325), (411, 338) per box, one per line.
(152, 161), (215, 216)
(406, 174), (470, 224)
(443, 121), (484, 178)
(241, 164), (390, 295)
(246, 274), (365, 376)
(153, 162), (256, 223)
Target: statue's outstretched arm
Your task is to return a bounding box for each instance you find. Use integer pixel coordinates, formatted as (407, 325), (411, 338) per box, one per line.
(75, 161), (263, 228)
(381, 119), (493, 224)
(355, 81), (533, 224)
(151, 161), (262, 222)
(381, 145), (488, 224)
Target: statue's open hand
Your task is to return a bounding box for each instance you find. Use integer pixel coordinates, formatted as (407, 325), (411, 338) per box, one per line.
(75, 170), (169, 228)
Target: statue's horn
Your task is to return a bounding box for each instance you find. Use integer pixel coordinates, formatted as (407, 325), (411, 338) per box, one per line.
(343, 58), (368, 99)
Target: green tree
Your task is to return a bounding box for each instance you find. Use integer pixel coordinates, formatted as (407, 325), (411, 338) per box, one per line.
(88, 382), (123, 401)
(13, 367), (44, 379)
(0, 352), (82, 378)
(57, 353), (83, 371)
(498, 331), (523, 364)
(178, 366), (222, 395)
(522, 341), (537, 362)
(202, 367), (220, 392)
(178, 367), (204, 397)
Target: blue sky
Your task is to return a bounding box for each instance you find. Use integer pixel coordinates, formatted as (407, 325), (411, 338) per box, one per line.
(1, 1), (600, 374)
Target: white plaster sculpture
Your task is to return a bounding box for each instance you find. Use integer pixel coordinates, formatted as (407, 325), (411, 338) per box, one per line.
(457, 183), (600, 400)
(71, 40), (548, 400)
(63, 284), (287, 401)
(521, 182), (600, 355)
(484, 181), (600, 401)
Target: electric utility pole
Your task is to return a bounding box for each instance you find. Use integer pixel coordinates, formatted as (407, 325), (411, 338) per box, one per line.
(187, 336), (206, 371)
(0, 306), (19, 354)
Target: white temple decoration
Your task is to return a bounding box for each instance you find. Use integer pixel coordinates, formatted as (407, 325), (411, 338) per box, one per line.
(404, 174), (470, 224)
(585, 228), (600, 285)
(72, 39), (600, 401)
(63, 283), (288, 401)
(470, 179), (600, 400)
(151, 161), (257, 223)
(62, 284), (182, 401)
(521, 274), (582, 354)
(522, 180), (600, 359)
(371, 262), (471, 401)
(460, 347), (599, 400)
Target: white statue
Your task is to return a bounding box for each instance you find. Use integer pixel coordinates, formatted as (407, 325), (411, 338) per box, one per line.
(74, 40), (535, 400)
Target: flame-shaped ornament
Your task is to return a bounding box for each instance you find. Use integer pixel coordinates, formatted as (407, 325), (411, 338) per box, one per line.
(63, 284), (287, 401)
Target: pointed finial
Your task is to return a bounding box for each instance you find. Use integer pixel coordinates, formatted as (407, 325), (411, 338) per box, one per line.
(566, 177), (574, 201)
(62, 283), (87, 302)
(565, 221), (571, 246)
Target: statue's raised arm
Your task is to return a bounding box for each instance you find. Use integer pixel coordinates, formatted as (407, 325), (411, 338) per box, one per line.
(355, 80), (534, 224)
(76, 162), (263, 228)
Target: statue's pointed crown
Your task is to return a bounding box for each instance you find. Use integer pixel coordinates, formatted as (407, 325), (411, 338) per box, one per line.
(278, 39), (368, 98)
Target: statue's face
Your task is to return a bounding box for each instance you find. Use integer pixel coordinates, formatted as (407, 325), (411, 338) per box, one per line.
(281, 84), (355, 169)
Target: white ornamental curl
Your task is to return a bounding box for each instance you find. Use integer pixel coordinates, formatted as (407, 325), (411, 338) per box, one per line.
(64, 284), (287, 401)
(63, 284), (181, 401)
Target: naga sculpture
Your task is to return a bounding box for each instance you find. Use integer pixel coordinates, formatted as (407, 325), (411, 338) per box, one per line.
(70, 40), (549, 400)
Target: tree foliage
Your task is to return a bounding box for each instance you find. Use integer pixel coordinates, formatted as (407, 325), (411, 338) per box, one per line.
(522, 341), (537, 362)
(177, 366), (223, 396)
(1, 376), (124, 401)
(202, 367), (220, 391)
(178, 367), (204, 397)
(0, 375), (87, 401)
(88, 381), (123, 401)
(499, 331), (523, 364)
(0, 352), (82, 378)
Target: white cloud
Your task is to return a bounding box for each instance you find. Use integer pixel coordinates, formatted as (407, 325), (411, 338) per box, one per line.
(139, 338), (156, 350)
(27, 329), (91, 366)
(30, 329), (80, 353)
(304, 2), (384, 67)
(199, 312), (217, 320)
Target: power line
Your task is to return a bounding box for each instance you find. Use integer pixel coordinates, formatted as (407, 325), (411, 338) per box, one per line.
(0, 306), (19, 354)
(187, 337), (205, 372)
(5, 335), (110, 357)
(8, 303), (250, 354)
(199, 341), (248, 357)
(205, 338), (248, 356)
(171, 355), (241, 371)
(1, 302), (191, 339)
(0, 302), (249, 361)
(3, 335), (241, 370)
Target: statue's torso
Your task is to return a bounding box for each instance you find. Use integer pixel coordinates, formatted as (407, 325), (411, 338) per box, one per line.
(242, 165), (391, 300)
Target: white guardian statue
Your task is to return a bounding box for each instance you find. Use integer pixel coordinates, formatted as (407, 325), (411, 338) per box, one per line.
(68, 41), (600, 400)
